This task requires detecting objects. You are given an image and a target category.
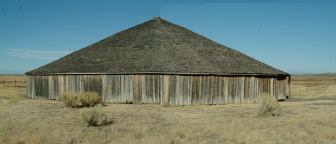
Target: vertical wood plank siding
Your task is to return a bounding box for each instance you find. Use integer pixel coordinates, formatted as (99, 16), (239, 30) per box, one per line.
(27, 75), (287, 104)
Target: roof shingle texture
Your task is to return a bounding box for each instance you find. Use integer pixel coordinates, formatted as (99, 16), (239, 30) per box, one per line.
(26, 17), (289, 76)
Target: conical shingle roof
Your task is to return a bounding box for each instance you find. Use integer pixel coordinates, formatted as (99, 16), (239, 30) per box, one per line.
(26, 17), (289, 76)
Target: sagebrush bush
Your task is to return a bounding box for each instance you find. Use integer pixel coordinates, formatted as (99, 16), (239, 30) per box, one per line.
(257, 94), (281, 117)
(81, 106), (109, 127)
(62, 93), (81, 108)
(80, 92), (101, 107)
(62, 92), (101, 108)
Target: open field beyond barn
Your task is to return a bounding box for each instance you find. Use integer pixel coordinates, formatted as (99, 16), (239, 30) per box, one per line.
(0, 75), (336, 144)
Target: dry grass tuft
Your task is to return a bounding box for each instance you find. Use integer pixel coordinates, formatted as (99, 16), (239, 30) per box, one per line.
(62, 92), (101, 108)
(81, 106), (111, 127)
(257, 94), (281, 117)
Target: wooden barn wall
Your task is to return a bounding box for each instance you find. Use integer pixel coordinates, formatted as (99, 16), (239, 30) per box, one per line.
(27, 75), (287, 105)
(26, 75), (102, 99)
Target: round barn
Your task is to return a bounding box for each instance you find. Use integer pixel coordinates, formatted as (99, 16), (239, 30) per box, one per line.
(25, 17), (291, 105)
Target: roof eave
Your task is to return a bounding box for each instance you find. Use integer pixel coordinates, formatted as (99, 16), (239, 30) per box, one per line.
(25, 72), (290, 77)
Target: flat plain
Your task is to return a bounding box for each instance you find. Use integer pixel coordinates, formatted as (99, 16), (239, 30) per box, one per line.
(0, 75), (335, 144)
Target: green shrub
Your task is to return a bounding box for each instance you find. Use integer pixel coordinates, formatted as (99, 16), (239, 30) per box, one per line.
(81, 106), (109, 127)
(62, 92), (101, 108)
(257, 94), (281, 117)
(62, 93), (81, 108)
(80, 92), (101, 107)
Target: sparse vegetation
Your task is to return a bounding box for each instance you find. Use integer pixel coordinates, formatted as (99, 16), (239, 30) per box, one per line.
(257, 94), (281, 117)
(81, 106), (110, 127)
(61, 92), (101, 108)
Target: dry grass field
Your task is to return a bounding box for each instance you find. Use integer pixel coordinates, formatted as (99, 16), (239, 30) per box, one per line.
(292, 75), (336, 98)
(0, 75), (26, 81)
(0, 75), (336, 144)
(0, 75), (26, 87)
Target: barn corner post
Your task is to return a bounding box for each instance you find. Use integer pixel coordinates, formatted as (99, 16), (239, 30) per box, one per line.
(287, 75), (291, 99)
(26, 76), (29, 97)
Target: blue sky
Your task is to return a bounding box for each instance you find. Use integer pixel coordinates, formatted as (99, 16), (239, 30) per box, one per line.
(0, 0), (335, 74)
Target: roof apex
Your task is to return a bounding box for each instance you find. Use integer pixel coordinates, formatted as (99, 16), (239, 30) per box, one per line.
(152, 16), (161, 20)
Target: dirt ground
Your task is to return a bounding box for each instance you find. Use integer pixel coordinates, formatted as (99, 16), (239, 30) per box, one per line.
(0, 75), (335, 144)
